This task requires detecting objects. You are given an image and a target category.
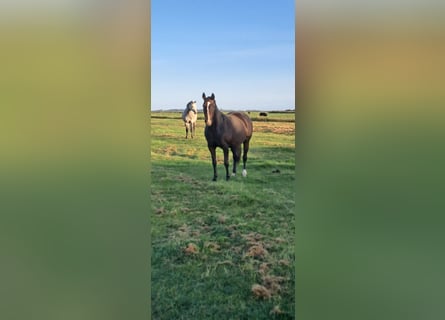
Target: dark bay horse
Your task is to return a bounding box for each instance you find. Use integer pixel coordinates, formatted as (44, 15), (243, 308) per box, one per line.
(202, 92), (253, 181)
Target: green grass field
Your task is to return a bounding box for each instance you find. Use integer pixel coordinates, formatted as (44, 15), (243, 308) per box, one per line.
(151, 111), (295, 319)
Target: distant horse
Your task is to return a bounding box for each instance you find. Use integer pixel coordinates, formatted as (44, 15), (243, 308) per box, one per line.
(182, 100), (198, 139)
(202, 92), (253, 181)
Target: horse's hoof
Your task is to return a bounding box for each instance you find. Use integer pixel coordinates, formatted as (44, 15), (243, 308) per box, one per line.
(226, 176), (230, 181)
(231, 173), (236, 177)
(242, 169), (247, 177)
(212, 177), (217, 181)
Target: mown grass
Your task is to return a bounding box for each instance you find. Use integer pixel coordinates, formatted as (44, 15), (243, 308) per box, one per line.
(151, 111), (295, 319)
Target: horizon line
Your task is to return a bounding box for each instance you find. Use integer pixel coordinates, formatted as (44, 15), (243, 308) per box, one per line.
(151, 106), (295, 111)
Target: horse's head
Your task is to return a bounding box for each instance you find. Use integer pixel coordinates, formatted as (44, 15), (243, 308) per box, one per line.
(202, 92), (216, 126)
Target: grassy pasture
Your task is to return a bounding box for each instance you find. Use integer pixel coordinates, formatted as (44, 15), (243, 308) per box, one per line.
(151, 111), (295, 319)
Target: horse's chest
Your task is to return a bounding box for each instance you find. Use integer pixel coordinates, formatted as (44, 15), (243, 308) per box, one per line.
(205, 127), (231, 147)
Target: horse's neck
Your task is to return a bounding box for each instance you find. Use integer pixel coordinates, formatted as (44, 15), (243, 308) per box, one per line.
(212, 105), (225, 127)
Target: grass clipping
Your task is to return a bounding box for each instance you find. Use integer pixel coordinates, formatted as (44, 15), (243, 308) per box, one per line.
(251, 284), (272, 299)
(252, 275), (286, 300)
(184, 243), (199, 254)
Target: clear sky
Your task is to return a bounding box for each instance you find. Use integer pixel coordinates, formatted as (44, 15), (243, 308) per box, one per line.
(151, 0), (295, 110)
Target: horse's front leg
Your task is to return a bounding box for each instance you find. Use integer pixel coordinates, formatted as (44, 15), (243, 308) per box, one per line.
(223, 147), (230, 180)
(185, 124), (189, 139)
(209, 146), (218, 181)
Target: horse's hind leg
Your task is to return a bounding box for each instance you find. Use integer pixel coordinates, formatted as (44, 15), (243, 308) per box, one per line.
(231, 145), (241, 176)
(223, 147), (230, 180)
(242, 139), (250, 177)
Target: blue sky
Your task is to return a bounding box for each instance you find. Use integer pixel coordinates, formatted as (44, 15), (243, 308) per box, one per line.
(151, 0), (295, 110)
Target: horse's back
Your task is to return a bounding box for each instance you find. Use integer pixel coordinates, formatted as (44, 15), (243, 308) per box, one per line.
(227, 112), (253, 138)
(181, 109), (188, 121)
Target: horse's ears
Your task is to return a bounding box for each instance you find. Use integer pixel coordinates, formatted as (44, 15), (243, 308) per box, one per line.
(202, 92), (215, 100)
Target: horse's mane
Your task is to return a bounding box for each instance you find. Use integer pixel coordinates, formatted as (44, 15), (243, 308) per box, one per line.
(186, 101), (197, 113)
